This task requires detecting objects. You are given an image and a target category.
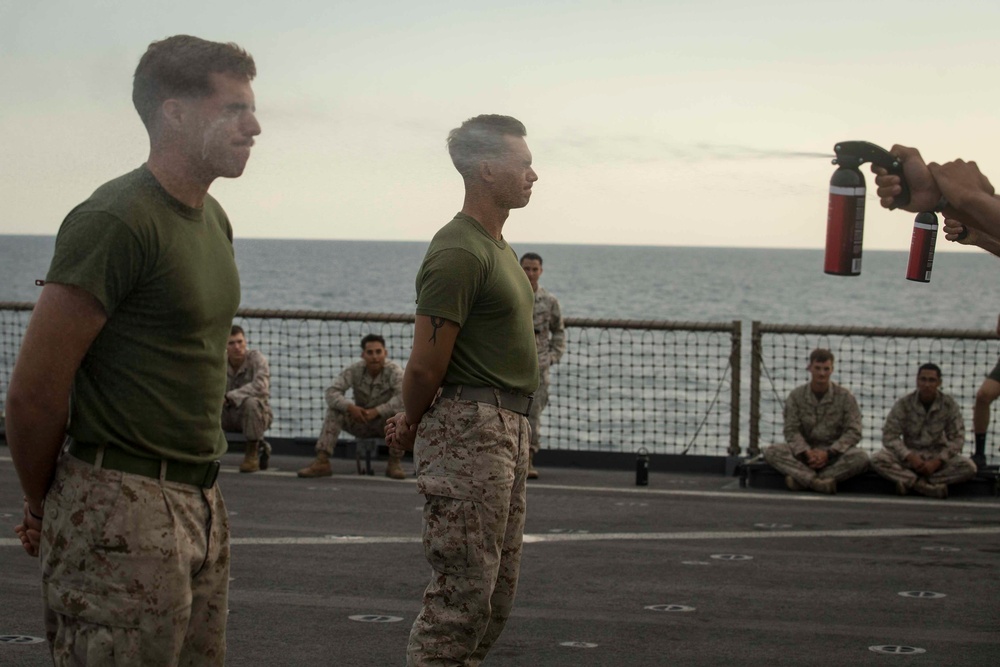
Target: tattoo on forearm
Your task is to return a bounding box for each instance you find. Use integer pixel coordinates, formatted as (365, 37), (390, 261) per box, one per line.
(429, 317), (445, 344)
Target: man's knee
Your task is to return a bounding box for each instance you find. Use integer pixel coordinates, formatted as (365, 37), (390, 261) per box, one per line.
(976, 379), (1000, 407)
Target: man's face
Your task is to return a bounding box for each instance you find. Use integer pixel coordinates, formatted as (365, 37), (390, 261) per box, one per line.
(362, 342), (387, 373)
(180, 72), (261, 181)
(521, 259), (543, 290)
(917, 369), (942, 402)
(808, 359), (833, 393)
(487, 135), (537, 210)
(227, 333), (248, 365)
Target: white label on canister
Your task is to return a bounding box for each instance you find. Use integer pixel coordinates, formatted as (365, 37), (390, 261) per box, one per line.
(829, 185), (866, 196)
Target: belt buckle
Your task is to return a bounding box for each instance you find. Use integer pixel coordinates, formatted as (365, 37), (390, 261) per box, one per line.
(202, 461), (221, 488)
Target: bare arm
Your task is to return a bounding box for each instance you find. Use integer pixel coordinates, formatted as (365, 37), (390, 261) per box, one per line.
(942, 219), (1000, 258)
(385, 315), (460, 451)
(7, 283), (107, 510)
(403, 315), (460, 424)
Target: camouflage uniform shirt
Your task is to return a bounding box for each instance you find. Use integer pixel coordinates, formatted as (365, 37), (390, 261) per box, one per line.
(226, 349), (271, 407)
(882, 390), (965, 461)
(533, 286), (566, 371)
(783, 382), (862, 456)
(326, 360), (404, 418)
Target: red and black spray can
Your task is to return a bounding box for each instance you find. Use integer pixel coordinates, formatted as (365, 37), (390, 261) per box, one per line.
(825, 165), (866, 276)
(906, 211), (938, 283)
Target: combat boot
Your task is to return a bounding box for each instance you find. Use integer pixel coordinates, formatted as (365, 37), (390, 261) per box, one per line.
(239, 441), (260, 473)
(913, 479), (948, 499)
(528, 451), (539, 479)
(298, 451), (333, 478)
(385, 450), (407, 480)
(809, 477), (836, 494)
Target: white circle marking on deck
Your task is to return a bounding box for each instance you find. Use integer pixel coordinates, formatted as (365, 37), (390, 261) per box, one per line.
(898, 591), (946, 599)
(349, 615), (403, 623)
(920, 546), (961, 552)
(0, 635), (45, 644)
(710, 553), (753, 561)
(560, 641), (598, 649)
(868, 645), (926, 655)
(754, 523), (792, 529)
(645, 604), (695, 612)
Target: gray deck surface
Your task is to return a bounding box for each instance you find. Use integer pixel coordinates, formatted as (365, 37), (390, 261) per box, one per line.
(2, 451), (998, 666)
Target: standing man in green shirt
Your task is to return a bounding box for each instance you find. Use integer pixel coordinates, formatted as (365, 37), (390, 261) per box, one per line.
(8, 35), (260, 665)
(385, 114), (539, 666)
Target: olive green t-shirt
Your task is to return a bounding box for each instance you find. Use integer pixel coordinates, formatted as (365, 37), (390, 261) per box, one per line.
(46, 166), (241, 463)
(415, 213), (539, 395)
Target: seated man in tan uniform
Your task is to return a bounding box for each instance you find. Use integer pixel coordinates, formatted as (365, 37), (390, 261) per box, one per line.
(222, 325), (273, 473)
(298, 333), (405, 479)
(763, 348), (869, 494)
(872, 362), (977, 499)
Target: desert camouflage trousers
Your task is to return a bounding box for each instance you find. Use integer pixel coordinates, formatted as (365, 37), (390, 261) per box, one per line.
(40, 453), (230, 666)
(221, 397), (272, 442)
(527, 370), (549, 453)
(763, 443), (870, 487)
(870, 448), (978, 488)
(407, 396), (530, 667)
(314, 407), (389, 455)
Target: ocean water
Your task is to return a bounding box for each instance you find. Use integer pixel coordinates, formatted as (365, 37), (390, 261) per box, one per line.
(2, 234), (998, 331)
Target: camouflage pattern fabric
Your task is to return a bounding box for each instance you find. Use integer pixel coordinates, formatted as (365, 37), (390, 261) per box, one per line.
(528, 287), (565, 452)
(763, 444), (870, 487)
(315, 410), (391, 456)
(224, 348), (272, 441)
(527, 370), (549, 453)
(882, 390), (965, 460)
(325, 360), (404, 417)
(781, 383), (862, 456)
(407, 397), (529, 666)
(873, 389), (977, 486)
(764, 382), (868, 486)
(221, 397), (271, 441)
(315, 360), (404, 455)
(40, 453), (229, 666)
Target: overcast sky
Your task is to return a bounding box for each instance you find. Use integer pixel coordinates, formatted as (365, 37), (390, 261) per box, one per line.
(2, 0), (997, 251)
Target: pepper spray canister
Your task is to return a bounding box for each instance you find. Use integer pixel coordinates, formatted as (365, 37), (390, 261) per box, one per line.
(824, 165), (866, 276)
(905, 211), (938, 283)
(636, 447), (649, 486)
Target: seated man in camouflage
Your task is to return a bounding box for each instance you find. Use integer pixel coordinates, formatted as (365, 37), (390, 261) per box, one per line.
(223, 325), (273, 473)
(298, 334), (406, 479)
(872, 362), (977, 499)
(763, 348), (868, 494)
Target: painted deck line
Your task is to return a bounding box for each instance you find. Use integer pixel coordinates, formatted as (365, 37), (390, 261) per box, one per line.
(2, 456), (997, 509)
(3, 518), (998, 550)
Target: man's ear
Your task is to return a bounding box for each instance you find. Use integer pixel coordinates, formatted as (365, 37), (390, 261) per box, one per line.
(478, 159), (495, 183)
(161, 99), (187, 131)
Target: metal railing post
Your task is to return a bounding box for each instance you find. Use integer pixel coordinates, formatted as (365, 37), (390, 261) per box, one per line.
(729, 320), (741, 456)
(749, 320), (762, 457)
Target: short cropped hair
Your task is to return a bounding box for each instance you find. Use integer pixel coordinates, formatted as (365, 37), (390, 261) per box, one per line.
(361, 333), (386, 350)
(133, 35), (256, 129)
(918, 362), (942, 378)
(809, 348), (834, 364)
(520, 252), (543, 265)
(447, 114), (527, 178)
(230, 325), (245, 337)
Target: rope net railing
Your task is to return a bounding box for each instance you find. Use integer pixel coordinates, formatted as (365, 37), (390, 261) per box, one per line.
(0, 304), (740, 456)
(749, 322), (1000, 458)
